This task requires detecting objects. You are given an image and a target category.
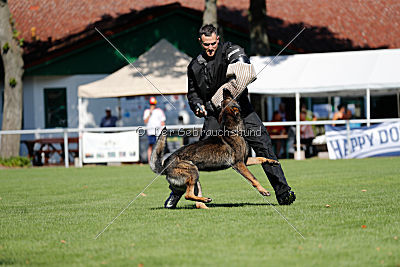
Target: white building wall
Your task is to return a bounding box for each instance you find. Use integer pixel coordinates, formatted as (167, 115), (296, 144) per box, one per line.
(25, 74), (110, 130)
(2, 73), (202, 134)
(23, 76), (35, 129)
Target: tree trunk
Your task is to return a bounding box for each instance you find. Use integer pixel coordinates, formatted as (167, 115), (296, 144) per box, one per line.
(0, 0), (24, 158)
(249, 0), (270, 56)
(203, 0), (223, 38)
(203, 0), (218, 28)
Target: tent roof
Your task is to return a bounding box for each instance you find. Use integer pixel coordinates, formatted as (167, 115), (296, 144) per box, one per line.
(249, 49), (400, 96)
(78, 39), (191, 98)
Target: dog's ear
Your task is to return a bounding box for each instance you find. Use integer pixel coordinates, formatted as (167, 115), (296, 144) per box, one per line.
(223, 88), (233, 99)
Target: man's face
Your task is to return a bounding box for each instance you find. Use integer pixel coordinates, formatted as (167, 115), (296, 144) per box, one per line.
(199, 33), (219, 57)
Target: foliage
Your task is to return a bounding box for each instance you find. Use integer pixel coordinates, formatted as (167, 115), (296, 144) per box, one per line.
(2, 42), (9, 53)
(0, 156), (31, 167)
(6, 15), (24, 48)
(0, 158), (399, 266)
(8, 77), (16, 87)
(12, 29), (19, 39)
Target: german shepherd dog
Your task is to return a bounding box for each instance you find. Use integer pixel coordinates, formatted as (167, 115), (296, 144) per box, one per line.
(150, 89), (279, 208)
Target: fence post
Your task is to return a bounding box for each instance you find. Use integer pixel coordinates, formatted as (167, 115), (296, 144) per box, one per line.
(366, 88), (371, 127)
(63, 129), (69, 168)
(295, 92), (302, 160)
(78, 97), (83, 168)
(346, 120), (351, 158)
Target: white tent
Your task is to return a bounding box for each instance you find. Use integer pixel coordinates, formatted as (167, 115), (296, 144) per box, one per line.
(77, 38), (192, 128)
(249, 48), (400, 96)
(76, 39), (192, 166)
(249, 49), (400, 159)
(78, 39), (191, 98)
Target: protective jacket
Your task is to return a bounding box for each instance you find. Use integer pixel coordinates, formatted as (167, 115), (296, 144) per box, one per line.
(187, 42), (254, 118)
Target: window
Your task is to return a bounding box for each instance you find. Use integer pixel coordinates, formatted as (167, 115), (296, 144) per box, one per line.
(44, 88), (67, 128)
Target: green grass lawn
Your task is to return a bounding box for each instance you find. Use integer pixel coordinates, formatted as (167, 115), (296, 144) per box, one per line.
(1, 158), (399, 266)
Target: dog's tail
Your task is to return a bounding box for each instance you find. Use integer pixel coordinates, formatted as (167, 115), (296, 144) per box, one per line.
(149, 127), (167, 174)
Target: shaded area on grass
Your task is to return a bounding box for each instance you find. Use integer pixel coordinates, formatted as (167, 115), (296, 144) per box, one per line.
(151, 202), (276, 210)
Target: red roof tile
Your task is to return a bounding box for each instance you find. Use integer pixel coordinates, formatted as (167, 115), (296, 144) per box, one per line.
(9, 1), (201, 42)
(266, 0), (400, 50)
(8, 0), (400, 52)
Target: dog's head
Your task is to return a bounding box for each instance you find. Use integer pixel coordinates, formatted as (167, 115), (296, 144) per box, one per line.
(218, 89), (241, 125)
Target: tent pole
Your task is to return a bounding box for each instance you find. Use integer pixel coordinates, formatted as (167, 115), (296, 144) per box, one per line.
(78, 97), (83, 167)
(295, 92), (301, 160)
(261, 95), (266, 122)
(118, 97), (122, 120)
(366, 88), (371, 127)
(267, 97), (273, 121)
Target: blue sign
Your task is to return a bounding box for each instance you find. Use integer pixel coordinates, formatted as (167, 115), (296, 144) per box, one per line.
(325, 122), (400, 159)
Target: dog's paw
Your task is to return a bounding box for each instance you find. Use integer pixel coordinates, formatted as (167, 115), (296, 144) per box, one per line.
(204, 198), (213, 203)
(196, 202), (210, 209)
(263, 158), (280, 166)
(259, 190), (271, 197)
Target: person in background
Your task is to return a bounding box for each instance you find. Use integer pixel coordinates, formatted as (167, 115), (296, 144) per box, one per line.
(267, 111), (286, 158)
(143, 97), (166, 163)
(100, 108), (118, 127)
(345, 108), (361, 129)
(332, 103), (346, 126)
(301, 103), (317, 121)
(301, 103), (318, 135)
(278, 102), (287, 121)
(300, 111), (315, 158)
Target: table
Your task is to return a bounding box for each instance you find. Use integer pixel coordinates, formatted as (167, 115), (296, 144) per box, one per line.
(270, 134), (288, 140)
(269, 134), (289, 158)
(22, 137), (79, 165)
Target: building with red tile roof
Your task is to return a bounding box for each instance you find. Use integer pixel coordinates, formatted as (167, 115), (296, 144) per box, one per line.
(8, 0), (400, 72)
(1, 0), (398, 134)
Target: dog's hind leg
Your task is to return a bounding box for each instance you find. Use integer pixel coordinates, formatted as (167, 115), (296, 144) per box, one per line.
(246, 157), (279, 166)
(168, 160), (212, 203)
(184, 164), (212, 203)
(232, 161), (271, 196)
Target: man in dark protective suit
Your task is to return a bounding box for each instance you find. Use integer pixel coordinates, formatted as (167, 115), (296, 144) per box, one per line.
(164, 24), (296, 208)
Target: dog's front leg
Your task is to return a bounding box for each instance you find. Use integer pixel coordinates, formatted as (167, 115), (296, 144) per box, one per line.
(232, 161), (271, 196)
(246, 157), (279, 166)
(194, 181), (209, 209)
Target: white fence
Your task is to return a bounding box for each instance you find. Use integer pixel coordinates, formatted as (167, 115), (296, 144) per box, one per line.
(1, 118), (400, 168)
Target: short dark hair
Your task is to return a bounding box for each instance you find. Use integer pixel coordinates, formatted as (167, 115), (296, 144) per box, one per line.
(337, 104), (346, 110)
(199, 24), (217, 38)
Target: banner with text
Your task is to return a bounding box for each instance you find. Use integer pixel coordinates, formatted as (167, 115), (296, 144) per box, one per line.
(82, 131), (139, 163)
(325, 121), (400, 159)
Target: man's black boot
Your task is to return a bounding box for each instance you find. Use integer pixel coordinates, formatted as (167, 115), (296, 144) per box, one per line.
(277, 191), (296, 205)
(164, 191), (184, 209)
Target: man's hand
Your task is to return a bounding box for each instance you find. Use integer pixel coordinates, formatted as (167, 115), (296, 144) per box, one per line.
(195, 104), (207, 117)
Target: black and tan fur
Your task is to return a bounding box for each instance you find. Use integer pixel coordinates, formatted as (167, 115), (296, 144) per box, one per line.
(150, 89), (279, 207)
